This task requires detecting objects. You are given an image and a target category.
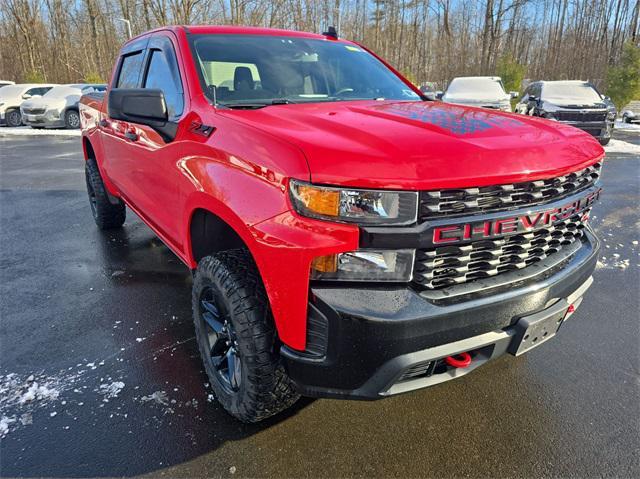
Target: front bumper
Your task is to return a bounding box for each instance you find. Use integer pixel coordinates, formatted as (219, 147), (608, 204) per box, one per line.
(21, 113), (64, 128)
(560, 120), (609, 139)
(281, 228), (599, 399)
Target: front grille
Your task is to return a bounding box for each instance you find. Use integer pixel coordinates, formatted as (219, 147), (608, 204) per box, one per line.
(555, 111), (607, 122)
(413, 213), (587, 290)
(420, 162), (601, 220)
(23, 108), (45, 115)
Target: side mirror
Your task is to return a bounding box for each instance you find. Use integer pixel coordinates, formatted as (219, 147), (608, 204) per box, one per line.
(108, 88), (177, 142)
(422, 92), (436, 101)
(510, 91), (519, 99)
(22, 94), (32, 100)
(436, 91), (444, 100)
(528, 96), (539, 104)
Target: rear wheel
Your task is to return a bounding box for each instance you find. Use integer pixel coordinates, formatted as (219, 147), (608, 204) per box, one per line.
(192, 250), (299, 422)
(85, 158), (125, 229)
(6, 109), (22, 127)
(65, 109), (80, 129)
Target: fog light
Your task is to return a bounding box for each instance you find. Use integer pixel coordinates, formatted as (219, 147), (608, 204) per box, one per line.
(310, 249), (415, 282)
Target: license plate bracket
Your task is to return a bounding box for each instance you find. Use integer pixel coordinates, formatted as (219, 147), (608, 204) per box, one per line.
(508, 300), (569, 356)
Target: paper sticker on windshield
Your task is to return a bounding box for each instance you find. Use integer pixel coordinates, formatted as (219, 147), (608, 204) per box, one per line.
(345, 46), (362, 52)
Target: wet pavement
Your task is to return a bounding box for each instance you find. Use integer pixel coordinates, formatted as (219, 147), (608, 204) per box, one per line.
(0, 130), (638, 478)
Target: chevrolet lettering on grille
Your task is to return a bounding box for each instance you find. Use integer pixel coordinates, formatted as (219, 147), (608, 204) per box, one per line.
(433, 188), (601, 245)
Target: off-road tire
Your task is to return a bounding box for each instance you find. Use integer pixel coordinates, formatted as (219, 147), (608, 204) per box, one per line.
(193, 250), (299, 422)
(599, 137), (610, 146)
(65, 109), (80, 129)
(85, 158), (126, 229)
(6, 109), (22, 127)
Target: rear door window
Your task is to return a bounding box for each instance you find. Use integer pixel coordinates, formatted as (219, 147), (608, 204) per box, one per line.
(117, 52), (144, 88)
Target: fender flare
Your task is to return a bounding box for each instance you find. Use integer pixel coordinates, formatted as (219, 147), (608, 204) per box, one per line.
(183, 191), (265, 270)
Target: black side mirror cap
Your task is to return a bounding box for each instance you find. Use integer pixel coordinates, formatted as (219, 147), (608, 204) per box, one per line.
(108, 88), (177, 142)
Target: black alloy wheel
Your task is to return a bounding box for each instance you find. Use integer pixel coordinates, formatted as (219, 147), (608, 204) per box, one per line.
(199, 287), (242, 393)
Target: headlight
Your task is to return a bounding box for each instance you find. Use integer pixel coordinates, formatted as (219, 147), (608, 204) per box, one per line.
(289, 180), (418, 226)
(311, 249), (415, 282)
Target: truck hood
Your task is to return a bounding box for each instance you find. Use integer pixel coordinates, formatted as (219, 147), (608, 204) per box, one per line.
(219, 100), (604, 190)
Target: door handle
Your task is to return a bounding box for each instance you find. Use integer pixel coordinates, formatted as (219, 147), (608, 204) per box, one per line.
(124, 130), (138, 141)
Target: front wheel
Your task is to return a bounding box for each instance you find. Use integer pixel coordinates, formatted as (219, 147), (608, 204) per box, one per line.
(6, 109), (22, 127)
(192, 250), (299, 422)
(65, 109), (80, 129)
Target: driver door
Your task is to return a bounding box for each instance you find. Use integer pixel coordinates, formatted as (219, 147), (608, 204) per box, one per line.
(118, 33), (187, 252)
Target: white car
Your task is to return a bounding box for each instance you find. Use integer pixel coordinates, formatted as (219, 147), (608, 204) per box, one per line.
(0, 80), (15, 89)
(622, 100), (640, 124)
(21, 84), (106, 129)
(0, 83), (56, 127)
(441, 76), (518, 112)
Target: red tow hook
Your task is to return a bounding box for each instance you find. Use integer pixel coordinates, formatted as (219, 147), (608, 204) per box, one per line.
(445, 352), (472, 368)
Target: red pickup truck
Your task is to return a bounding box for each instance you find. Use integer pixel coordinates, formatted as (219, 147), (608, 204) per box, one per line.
(80, 25), (604, 422)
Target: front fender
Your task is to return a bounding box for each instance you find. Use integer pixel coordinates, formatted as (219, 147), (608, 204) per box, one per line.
(183, 191), (359, 351)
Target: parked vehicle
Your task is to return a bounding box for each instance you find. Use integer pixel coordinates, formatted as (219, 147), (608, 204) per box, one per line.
(21, 84), (106, 129)
(0, 80), (15, 89)
(0, 83), (56, 127)
(418, 82), (439, 101)
(622, 100), (640, 123)
(441, 76), (517, 111)
(515, 80), (616, 145)
(81, 26), (604, 423)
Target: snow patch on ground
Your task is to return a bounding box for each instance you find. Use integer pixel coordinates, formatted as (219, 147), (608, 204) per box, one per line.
(615, 120), (640, 132)
(595, 233), (639, 271)
(141, 390), (169, 406)
(98, 381), (125, 399)
(604, 139), (640, 155)
(0, 126), (80, 136)
(0, 372), (78, 438)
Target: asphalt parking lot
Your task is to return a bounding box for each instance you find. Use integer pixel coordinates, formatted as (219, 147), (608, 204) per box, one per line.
(1, 127), (639, 478)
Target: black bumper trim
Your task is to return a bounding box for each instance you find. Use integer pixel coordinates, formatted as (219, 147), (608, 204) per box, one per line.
(281, 230), (599, 400)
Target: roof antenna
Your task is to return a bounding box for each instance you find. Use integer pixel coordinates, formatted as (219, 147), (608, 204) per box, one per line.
(322, 26), (338, 39)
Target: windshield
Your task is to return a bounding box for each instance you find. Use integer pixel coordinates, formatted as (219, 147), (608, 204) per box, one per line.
(0, 85), (26, 99)
(444, 78), (506, 99)
(190, 34), (420, 106)
(542, 82), (602, 103)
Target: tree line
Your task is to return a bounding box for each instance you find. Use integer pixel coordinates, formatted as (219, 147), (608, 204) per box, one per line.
(1, 0), (638, 100)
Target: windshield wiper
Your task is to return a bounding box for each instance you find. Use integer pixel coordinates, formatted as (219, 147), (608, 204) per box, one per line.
(219, 99), (297, 109)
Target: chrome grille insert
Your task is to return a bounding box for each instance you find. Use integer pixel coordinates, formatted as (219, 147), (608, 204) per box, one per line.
(420, 162), (601, 219)
(414, 213), (587, 290)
